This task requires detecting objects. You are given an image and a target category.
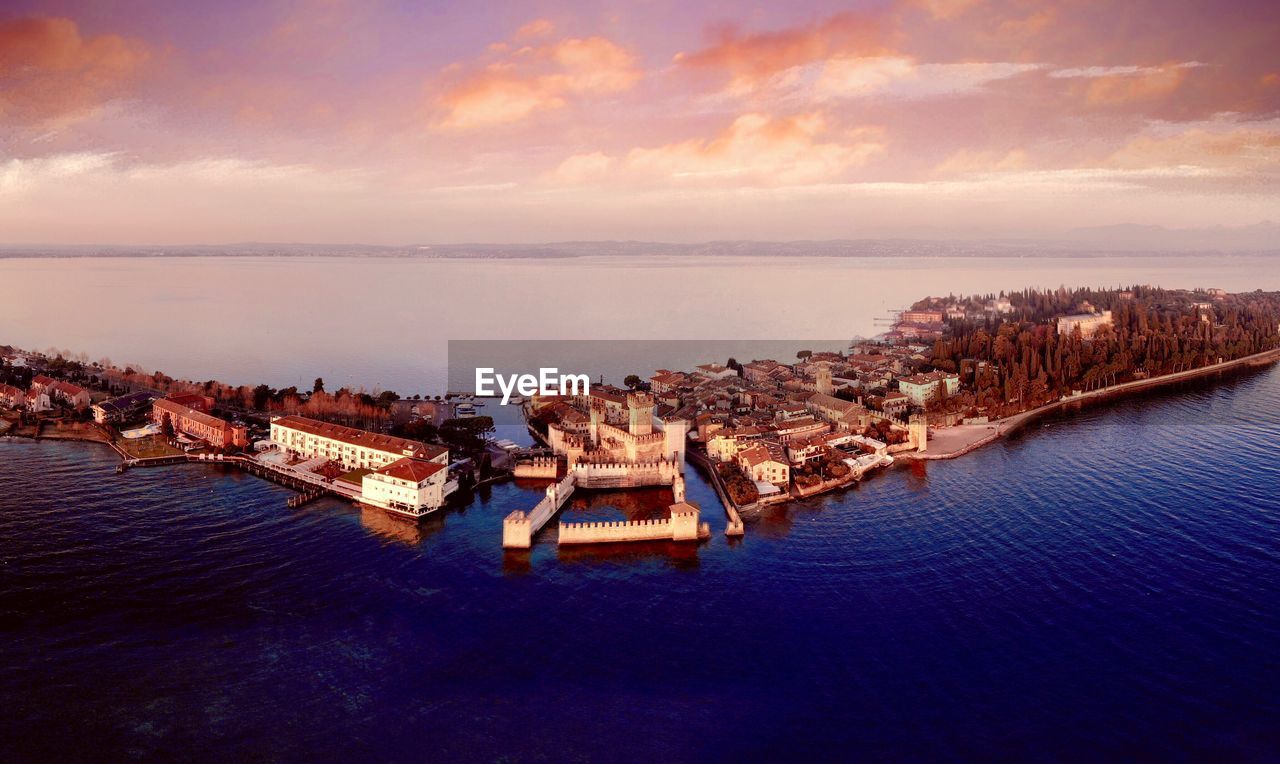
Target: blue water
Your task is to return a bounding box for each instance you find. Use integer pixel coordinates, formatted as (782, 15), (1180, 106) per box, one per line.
(2, 367), (1278, 761)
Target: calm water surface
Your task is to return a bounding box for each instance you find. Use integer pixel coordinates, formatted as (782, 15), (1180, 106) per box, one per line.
(2, 254), (1278, 392)
(2, 365), (1278, 760)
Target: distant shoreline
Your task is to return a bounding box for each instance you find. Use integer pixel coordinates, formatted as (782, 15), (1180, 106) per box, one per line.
(2, 242), (1278, 261)
(907, 346), (1280, 461)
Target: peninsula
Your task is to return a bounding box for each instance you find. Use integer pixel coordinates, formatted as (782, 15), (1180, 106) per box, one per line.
(4, 284), (1278, 550)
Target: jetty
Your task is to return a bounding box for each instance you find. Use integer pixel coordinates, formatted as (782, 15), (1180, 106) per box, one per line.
(115, 451), (362, 508)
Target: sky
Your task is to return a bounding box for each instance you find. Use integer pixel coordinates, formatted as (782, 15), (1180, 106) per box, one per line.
(1, 0), (1278, 245)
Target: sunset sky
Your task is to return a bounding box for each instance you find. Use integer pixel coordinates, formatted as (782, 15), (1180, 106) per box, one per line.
(2, 0), (1278, 244)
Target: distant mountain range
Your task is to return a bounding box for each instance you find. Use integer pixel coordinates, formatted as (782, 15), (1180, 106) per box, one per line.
(1, 223), (1275, 258)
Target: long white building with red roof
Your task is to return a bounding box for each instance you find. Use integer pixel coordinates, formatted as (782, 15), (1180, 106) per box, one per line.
(270, 414), (447, 471)
(269, 414), (452, 517)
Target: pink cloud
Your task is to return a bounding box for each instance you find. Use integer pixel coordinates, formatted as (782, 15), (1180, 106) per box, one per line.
(435, 29), (641, 129)
(552, 112), (885, 186)
(0, 16), (151, 128)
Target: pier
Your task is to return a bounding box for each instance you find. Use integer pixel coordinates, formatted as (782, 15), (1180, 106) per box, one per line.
(115, 451), (361, 508)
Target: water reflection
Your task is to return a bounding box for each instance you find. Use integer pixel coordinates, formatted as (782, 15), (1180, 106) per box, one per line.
(560, 486), (675, 522)
(556, 539), (701, 570)
(358, 505), (446, 546)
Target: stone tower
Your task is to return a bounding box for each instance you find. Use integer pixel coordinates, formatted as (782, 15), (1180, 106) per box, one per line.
(816, 363), (834, 396)
(627, 391), (654, 436)
(589, 400), (604, 446)
(909, 413), (928, 453)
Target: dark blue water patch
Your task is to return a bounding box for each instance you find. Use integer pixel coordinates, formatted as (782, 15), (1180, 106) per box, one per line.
(2, 366), (1279, 761)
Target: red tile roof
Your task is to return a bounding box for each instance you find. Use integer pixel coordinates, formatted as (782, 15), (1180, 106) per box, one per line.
(272, 415), (447, 459)
(375, 457), (447, 483)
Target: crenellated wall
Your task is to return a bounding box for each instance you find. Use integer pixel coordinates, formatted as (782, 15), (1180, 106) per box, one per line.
(503, 471), (577, 548)
(558, 501), (705, 545)
(571, 458), (681, 489)
(514, 456), (559, 479)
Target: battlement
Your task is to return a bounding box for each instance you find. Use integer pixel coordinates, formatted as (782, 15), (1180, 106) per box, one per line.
(558, 499), (704, 545)
(513, 456), (559, 479)
(502, 509), (533, 549)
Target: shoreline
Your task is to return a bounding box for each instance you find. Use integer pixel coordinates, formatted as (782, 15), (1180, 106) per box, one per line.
(906, 345), (1280, 460)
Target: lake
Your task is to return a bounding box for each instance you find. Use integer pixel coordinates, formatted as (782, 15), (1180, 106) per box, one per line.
(2, 254), (1277, 394)
(1, 254), (1278, 760)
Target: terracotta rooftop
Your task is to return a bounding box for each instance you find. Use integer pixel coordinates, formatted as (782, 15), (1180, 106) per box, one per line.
(374, 457), (447, 484)
(272, 415), (446, 458)
(154, 398), (235, 431)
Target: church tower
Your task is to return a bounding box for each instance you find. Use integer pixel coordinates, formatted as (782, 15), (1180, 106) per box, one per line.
(816, 363), (834, 396)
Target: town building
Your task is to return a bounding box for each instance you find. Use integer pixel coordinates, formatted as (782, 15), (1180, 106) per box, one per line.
(896, 371), (961, 407)
(29, 375), (56, 395)
(901, 309), (944, 324)
(360, 457), (451, 518)
(270, 414), (446, 471)
(47, 380), (91, 410)
(26, 390), (52, 412)
(0, 383), (23, 408)
(1057, 310), (1114, 338)
(153, 398), (248, 449)
(737, 441), (790, 487)
(92, 391), (158, 424)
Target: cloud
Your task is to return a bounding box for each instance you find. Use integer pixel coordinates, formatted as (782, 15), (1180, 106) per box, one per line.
(1074, 62), (1201, 106)
(1049, 62), (1205, 79)
(815, 57), (1041, 100)
(547, 151), (614, 184)
(550, 112), (885, 187)
(435, 30), (640, 129)
(675, 11), (894, 94)
(516, 19), (555, 40)
(1105, 121), (1280, 173)
(933, 148), (1030, 176)
(0, 16), (151, 128)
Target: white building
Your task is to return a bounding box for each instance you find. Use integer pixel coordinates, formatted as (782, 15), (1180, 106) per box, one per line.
(360, 457), (451, 518)
(896, 371), (960, 407)
(1057, 310), (1113, 338)
(270, 415), (447, 471)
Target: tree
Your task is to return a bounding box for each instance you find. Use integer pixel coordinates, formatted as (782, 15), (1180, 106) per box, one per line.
(624, 374), (642, 389)
(252, 384), (272, 410)
(160, 412), (174, 438)
(313, 377), (325, 394)
(439, 416), (495, 454)
(796, 350), (813, 360)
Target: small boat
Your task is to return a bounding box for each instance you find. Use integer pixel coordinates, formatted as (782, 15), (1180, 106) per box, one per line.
(472, 400), (486, 407)
(508, 395), (525, 405)
(455, 403), (477, 417)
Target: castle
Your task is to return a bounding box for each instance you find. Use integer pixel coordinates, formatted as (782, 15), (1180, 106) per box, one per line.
(544, 391), (687, 467)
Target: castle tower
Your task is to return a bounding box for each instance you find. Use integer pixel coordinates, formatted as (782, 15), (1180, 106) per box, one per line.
(627, 391), (654, 436)
(589, 400), (603, 447)
(816, 363), (834, 396)
(909, 413), (928, 453)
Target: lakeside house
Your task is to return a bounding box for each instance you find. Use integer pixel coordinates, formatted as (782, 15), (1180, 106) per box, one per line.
(737, 441), (790, 487)
(0, 383), (23, 409)
(92, 391), (159, 424)
(269, 414), (446, 471)
(359, 456), (451, 518)
(152, 397), (248, 449)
